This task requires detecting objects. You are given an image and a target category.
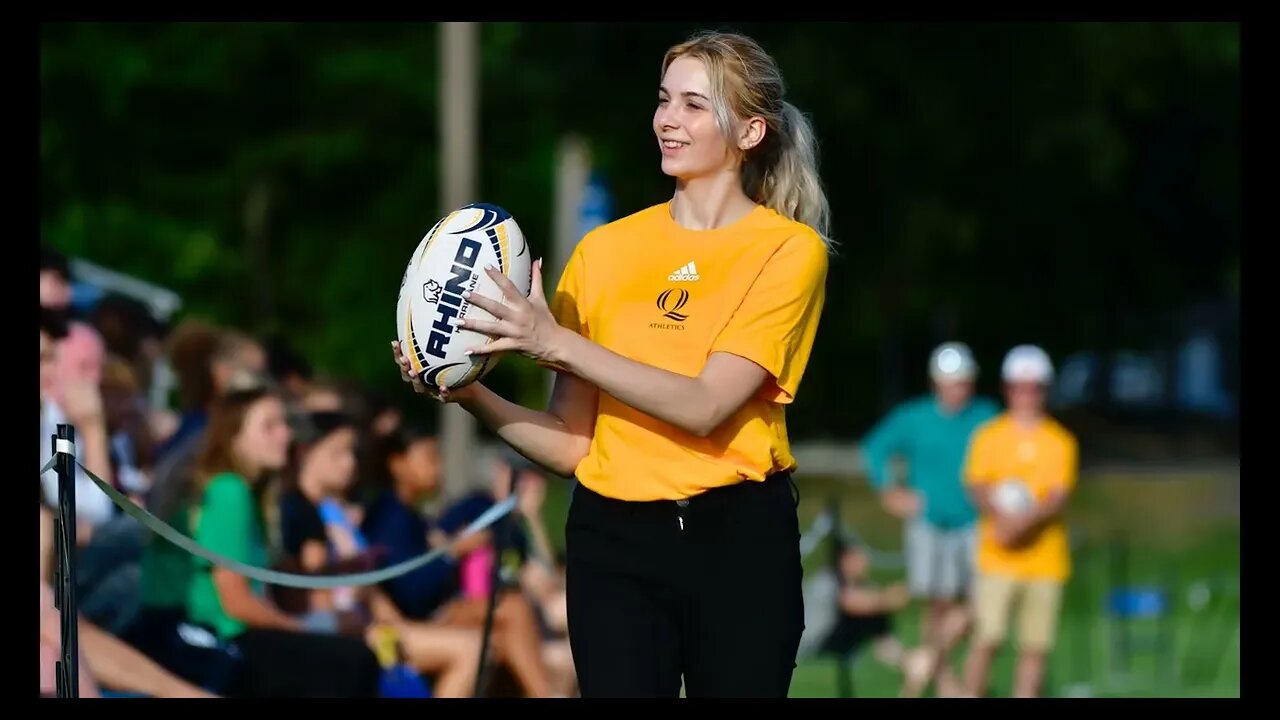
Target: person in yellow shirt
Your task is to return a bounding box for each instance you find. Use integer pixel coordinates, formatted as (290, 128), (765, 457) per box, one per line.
(392, 30), (830, 698)
(961, 345), (1078, 698)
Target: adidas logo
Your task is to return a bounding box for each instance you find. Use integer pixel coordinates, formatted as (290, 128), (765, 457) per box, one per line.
(668, 261), (700, 282)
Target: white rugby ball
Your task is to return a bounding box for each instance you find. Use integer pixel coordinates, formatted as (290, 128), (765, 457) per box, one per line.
(396, 203), (531, 390)
(991, 479), (1035, 515)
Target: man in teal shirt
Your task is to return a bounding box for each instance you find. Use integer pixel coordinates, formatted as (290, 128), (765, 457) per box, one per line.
(859, 342), (999, 696)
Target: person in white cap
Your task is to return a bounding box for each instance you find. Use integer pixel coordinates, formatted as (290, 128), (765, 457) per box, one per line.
(961, 344), (1078, 698)
(858, 341), (999, 697)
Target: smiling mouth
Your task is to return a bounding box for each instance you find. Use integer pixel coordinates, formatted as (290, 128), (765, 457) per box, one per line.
(661, 140), (689, 150)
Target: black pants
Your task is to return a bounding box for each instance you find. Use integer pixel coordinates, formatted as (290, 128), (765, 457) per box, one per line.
(565, 473), (805, 698)
(121, 607), (242, 694)
(226, 628), (381, 698)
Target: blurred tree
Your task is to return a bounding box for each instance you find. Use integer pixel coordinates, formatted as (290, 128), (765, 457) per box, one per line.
(40, 22), (1239, 438)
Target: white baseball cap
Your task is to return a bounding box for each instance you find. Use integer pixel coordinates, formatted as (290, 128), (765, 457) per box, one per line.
(1001, 344), (1054, 384)
(929, 342), (978, 381)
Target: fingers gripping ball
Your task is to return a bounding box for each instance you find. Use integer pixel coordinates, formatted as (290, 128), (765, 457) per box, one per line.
(396, 203), (533, 390)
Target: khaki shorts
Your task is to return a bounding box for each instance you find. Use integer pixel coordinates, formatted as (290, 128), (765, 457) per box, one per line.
(973, 573), (1064, 653)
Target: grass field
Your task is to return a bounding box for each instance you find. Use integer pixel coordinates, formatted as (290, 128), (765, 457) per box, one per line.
(534, 465), (1240, 698)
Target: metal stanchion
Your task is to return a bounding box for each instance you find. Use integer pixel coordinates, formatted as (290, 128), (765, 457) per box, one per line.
(53, 424), (79, 698)
(473, 465), (517, 697)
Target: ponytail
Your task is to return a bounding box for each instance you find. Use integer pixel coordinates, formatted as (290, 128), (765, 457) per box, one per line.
(744, 101), (834, 250)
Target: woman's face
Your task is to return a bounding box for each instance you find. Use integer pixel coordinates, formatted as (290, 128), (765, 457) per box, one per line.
(412, 435), (448, 497)
(303, 427), (358, 494)
(654, 56), (736, 181)
(233, 396), (292, 476)
(393, 437), (442, 500)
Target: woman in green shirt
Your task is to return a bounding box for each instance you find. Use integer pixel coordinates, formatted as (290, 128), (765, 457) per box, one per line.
(186, 384), (381, 697)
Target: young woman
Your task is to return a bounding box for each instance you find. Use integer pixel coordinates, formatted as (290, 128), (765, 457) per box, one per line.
(278, 410), (483, 698)
(361, 426), (555, 697)
(393, 30), (831, 698)
(184, 384), (382, 697)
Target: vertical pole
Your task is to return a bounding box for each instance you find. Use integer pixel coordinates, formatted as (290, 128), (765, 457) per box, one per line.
(54, 423), (79, 698)
(547, 136), (591, 297)
(474, 466), (517, 697)
(543, 136), (591, 410)
(439, 21), (480, 491)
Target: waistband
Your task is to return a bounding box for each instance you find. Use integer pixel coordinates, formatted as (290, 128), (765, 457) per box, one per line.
(573, 472), (795, 511)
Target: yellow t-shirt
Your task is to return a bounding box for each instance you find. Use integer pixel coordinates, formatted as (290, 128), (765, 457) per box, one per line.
(548, 201), (828, 502)
(964, 414), (1078, 582)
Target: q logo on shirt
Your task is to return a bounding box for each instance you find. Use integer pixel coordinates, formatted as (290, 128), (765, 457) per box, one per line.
(657, 288), (690, 322)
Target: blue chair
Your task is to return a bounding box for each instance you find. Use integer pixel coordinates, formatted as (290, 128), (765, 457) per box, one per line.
(1106, 586), (1175, 687)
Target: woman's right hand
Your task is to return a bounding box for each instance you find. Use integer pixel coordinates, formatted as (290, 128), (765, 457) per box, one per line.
(391, 340), (479, 404)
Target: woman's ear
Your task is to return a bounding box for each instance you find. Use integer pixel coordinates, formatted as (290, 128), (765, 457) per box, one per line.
(738, 116), (767, 152)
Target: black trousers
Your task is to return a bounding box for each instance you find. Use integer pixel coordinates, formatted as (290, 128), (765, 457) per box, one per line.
(226, 628), (382, 698)
(565, 473), (805, 698)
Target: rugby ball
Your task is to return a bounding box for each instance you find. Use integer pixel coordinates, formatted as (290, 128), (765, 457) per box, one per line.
(991, 479), (1035, 516)
(396, 203), (532, 390)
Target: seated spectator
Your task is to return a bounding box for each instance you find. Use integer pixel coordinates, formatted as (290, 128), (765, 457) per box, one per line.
(40, 311), (148, 635)
(820, 539), (909, 677)
(90, 292), (168, 410)
(137, 326), (267, 645)
(477, 452), (576, 696)
(40, 314), (116, 533)
(362, 426), (554, 697)
(41, 564), (218, 699)
(40, 505), (217, 698)
(277, 410), (481, 698)
(183, 382), (381, 697)
(101, 355), (154, 498)
(154, 323), (266, 465)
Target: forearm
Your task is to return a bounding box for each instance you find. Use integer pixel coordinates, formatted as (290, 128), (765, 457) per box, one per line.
(1025, 492), (1068, 532)
(221, 584), (301, 632)
(460, 384), (588, 477)
(552, 330), (718, 436)
(81, 620), (214, 697)
(840, 588), (889, 616)
(523, 515), (556, 568)
(40, 506), (54, 583)
(860, 439), (900, 492)
(969, 484), (995, 515)
(239, 597), (302, 632)
(78, 419), (115, 488)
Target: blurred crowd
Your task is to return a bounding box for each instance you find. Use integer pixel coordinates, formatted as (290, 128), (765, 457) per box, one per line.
(39, 246), (575, 698)
(38, 242), (1079, 699)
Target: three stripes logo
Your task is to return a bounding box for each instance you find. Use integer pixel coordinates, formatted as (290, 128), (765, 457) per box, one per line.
(668, 261), (700, 282)
(657, 288), (690, 322)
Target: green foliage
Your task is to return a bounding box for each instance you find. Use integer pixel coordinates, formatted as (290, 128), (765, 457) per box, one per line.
(40, 22), (1239, 436)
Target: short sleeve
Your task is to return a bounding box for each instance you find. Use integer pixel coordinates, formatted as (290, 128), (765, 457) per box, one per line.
(964, 425), (999, 487)
(1054, 432), (1079, 493)
(710, 232), (828, 403)
(279, 491), (326, 559)
(549, 243), (589, 339)
(194, 475), (257, 568)
(541, 242), (590, 373)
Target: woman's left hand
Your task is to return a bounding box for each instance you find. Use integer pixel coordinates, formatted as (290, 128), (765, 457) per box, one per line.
(459, 258), (565, 365)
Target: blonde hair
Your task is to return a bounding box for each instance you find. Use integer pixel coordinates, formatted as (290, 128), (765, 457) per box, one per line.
(662, 31), (834, 249)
